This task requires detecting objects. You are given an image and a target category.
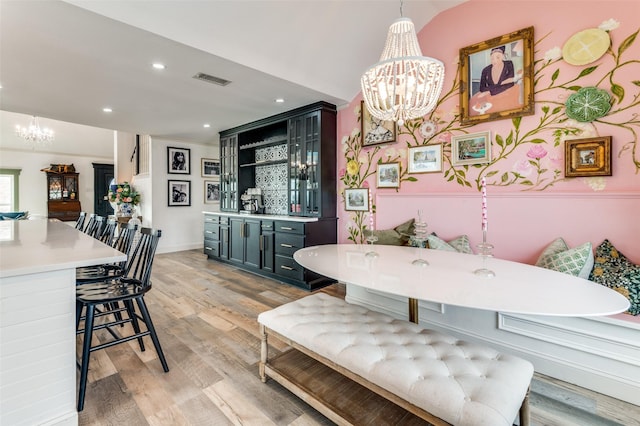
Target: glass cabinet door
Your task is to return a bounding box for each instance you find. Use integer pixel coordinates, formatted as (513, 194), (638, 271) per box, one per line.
(289, 112), (320, 216)
(220, 134), (238, 211)
(303, 112), (320, 216)
(288, 117), (304, 215)
(48, 176), (63, 200)
(63, 175), (78, 199)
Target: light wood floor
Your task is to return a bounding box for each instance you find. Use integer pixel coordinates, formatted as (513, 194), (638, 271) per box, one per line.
(78, 249), (640, 426)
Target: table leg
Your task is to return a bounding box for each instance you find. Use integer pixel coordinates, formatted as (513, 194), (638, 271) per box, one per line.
(408, 298), (419, 323)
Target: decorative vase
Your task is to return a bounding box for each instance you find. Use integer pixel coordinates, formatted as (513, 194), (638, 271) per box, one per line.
(119, 202), (133, 217)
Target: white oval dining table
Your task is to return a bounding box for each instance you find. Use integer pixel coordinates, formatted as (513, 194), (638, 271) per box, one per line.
(293, 244), (630, 322)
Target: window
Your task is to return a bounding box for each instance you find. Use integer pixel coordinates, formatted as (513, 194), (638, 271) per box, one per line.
(0, 169), (21, 212)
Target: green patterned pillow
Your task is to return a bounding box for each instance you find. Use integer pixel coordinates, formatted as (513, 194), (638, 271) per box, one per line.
(427, 234), (473, 254)
(371, 219), (415, 246)
(535, 238), (594, 279)
(589, 240), (640, 316)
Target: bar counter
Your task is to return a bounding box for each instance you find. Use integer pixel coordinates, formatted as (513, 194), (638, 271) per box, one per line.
(0, 219), (126, 426)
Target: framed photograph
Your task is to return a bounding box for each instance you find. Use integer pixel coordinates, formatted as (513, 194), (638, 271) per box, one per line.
(361, 100), (396, 147)
(344, 188), (370, 211)
(168, 146), (191, 174)
(168, 180), (191, 206)
(565, 136), (612, 177)
(459, 26), (534, 125)
(408, 144), (443, 173)
(201, 158), (220, 178)
(451, 131), (492, 166)
(204, 180), (220, 204)
(377, 162), (401, 188)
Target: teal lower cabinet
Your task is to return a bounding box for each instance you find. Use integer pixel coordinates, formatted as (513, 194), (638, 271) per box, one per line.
(203, 213), (336, 290)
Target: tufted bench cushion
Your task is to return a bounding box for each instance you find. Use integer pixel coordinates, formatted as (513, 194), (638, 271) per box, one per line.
(258, 293), (533, 426)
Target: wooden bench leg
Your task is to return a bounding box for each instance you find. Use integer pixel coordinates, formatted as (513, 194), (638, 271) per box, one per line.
(519, 386), (531, 426)
(260, 324), (268, 383)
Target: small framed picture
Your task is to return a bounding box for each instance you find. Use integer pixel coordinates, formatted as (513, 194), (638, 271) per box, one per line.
(344, 188), (369, 211)
(377, 162), (401, 188)
(204, 180), (220, 204)
(168, 147), (191, 174)
(361, 100), (396, 147)
(168, 180), (191, 206)
(451, 131), (492, 166)
(201, 158), (220, 178)
(565, 136), (612, 177)
(408, 144), (443, 173)
(459, 27), (534, 125)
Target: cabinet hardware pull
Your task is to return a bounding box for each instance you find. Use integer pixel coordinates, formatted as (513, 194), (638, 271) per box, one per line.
(280, 265), (294, 271)
(205, 231), (213, 234)
(280, 243), (293, 248)
(280, 226), (294, 231)
(259, 235), (264, 251)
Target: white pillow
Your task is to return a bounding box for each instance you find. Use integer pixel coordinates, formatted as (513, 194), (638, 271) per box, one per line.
(535, 238), (594, 279)
(427, 234), (473, 254)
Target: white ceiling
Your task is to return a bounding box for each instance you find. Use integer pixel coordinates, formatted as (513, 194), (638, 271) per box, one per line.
(0, 0), (464, 145)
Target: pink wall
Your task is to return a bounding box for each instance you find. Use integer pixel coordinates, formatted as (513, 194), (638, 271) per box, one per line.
(336, 0), (640, 266)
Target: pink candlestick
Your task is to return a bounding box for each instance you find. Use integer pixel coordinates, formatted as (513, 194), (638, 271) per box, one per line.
(481, 177), (488, 233)
(369, 190), (374, 231)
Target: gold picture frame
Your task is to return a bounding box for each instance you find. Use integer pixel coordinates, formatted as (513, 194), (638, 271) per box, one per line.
(377, 162), (401, 188)
(361, 101), (396, 147)
(451, 131), (492, 166)
(407, 144), (443, 174)
(344, 188), (370, 211)
(459, 27), (534, 125)
(565, 136), (612, 177)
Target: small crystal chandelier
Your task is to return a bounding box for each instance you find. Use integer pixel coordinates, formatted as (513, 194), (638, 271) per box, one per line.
(361, 2), (445, 126)
(15, 116), (55, 145)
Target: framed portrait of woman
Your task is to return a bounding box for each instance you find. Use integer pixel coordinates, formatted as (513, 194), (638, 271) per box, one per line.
(168, 147), (191, 174)
(459, 27), (534, 126)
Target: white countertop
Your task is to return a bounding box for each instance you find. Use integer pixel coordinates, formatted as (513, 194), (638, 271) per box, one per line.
(0, 219), (126, 278)
(294, 244), (630, 317)
(203, 211), (323, 223)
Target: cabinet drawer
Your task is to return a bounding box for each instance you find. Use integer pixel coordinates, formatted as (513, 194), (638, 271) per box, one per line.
(204, 223), (219, 239)
(275, 221), (305, 235)
(275, 255), (304, 281)
(204, 215), (219, 224)
(219, 216), (229, 225)
(275, 233), (305, 256)
(204, 242), (219, 257)
(261, 220), (274, 231)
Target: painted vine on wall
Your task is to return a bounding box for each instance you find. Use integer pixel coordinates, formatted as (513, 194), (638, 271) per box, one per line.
(341, 18), (639, 244)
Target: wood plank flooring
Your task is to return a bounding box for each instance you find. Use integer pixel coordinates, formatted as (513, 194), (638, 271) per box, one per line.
(78, 249), (640, 426)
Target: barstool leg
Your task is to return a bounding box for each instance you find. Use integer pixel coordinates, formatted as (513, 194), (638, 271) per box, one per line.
(77, 303), (95, 412)
(136, 297), (169, 372)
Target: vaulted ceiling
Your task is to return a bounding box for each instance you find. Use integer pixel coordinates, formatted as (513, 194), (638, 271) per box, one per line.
(0, 0), (464, 144)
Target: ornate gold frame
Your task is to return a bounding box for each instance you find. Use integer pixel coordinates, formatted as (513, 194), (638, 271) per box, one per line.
(565, 136), (612, 177)
(459, 27), (535, 125)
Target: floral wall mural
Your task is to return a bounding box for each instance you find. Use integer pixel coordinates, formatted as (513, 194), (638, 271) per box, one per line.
(337, 0), (639, 245)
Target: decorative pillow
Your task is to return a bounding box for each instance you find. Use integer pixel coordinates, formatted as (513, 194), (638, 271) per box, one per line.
(426, 234), (473, 254)
(0, 211), (29, 220)
(372, 219), (415, 246)
(535, 238), (594, 279)
(589, 240), (640, 316)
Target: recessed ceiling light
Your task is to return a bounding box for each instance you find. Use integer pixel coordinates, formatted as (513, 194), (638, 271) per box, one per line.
(152, 63), (166, 70)
(275, 98), (285, 103)
(103, 107), (113, 113)
(203, 124), (211, 128)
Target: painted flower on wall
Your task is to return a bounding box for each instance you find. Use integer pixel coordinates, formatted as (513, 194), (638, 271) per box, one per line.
(346, 160), (359, 175)
(526, 145), (548, 159)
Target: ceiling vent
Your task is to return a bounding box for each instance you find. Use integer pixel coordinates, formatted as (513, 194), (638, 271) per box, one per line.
(193, 72), (231, 86)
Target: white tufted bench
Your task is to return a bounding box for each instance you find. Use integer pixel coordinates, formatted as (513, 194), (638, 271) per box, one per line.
(258, 293), (533, 426)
